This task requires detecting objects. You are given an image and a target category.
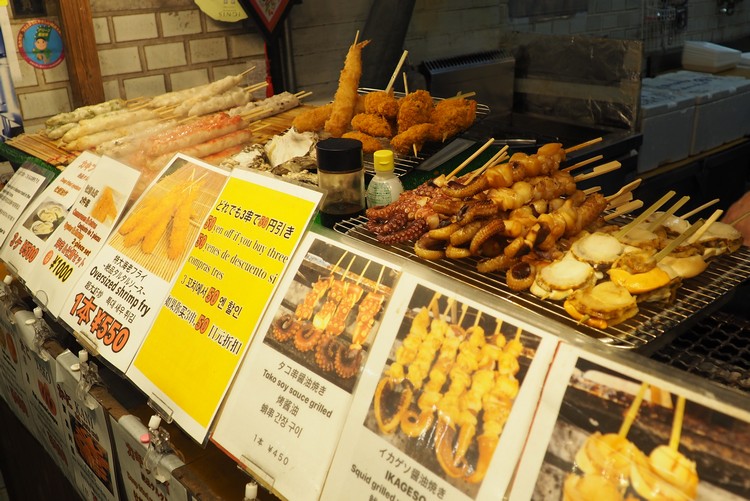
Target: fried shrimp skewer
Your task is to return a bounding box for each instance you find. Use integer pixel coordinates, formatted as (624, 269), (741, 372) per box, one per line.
(324, 40), (370, 137)
(168, 179), (204, 260)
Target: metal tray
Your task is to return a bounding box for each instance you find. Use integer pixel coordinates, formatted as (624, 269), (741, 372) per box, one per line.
(334, 215), (750, 351)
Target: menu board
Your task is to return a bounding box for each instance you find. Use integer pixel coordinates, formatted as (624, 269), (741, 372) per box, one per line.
(127, 168), (322, 443)
(56, 349), (121, 501)
(13, 311), (74, 477)
(26, 156), (141, 317)
(320, 277), (559, 501)
(508, 344), (750, 501)
(56, 155), (229, 373)
(0, 152), (99, 281)
(211, 232), (401, 501)
(110, 414), (189, 501)
(0, 307), (39, 434)
(0, 161), (55, 247)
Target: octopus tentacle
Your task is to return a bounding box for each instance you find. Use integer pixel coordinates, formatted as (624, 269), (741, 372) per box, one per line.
(294, 323), (323, 352)
(334, 344), (363, 379)
(271, 314), (298, 342)
(366, 210), (408, 235)
(376, 218), (428, 245)
(315, 334), (338, 372)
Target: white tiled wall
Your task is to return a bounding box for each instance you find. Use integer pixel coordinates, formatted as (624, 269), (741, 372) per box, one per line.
(10, 3), (267, 132)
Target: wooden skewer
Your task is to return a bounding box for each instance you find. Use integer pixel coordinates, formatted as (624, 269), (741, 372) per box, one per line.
(607, 191), (633, 209)
(239, 66), (257, 78)
(653, 219), (706, 261)
(353, 30), (360, 46)
(686, 209), (723, 245)
(615, 190), (676, 239)
(679, 198), (720, 220)
(444, 137), (496, 182)
(618, 382), (649, 437)
(446, 91), (477, 100)
(729, 210), (750, 227)
(647, 195), (690, 231)
(403, 72), (409, 95)
(244, 82), (269, 93)
(669, 395), (686, 450)
(463, 149), (508, 184)
(572, 160), (621, 183)
(603, 200), (643, 221)
(561, 154), (603, 172)
(385, 50), (409, 94)
(356, 260), (371, 285)
(565, 136), (602, 154)
(605, 178), (642, 202)
(583, 186), (601, 195)
(295, 91), (313, 100)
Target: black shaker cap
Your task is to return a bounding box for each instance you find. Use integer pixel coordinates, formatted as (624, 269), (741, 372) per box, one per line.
(316, 137), (363, 173)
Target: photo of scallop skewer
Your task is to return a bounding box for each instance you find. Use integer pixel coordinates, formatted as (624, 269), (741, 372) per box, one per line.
(630, 395), (699, 501)
(564, 382), (650, 500)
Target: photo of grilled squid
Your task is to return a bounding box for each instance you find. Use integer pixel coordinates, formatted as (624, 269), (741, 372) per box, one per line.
(368, 285), (540, 493)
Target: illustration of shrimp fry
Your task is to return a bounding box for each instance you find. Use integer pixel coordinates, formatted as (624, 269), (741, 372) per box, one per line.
(324, 40), (370, 137)
(91, 187), (117, 223)
(122, 182), (185, 248)
(167, 180), (203, 259)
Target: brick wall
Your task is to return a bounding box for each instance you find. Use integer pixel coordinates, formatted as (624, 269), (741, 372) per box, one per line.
(10, 1), (267, 132)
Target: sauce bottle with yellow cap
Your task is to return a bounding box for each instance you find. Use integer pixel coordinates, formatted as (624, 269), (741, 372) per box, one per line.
(366, 149), (403, 208)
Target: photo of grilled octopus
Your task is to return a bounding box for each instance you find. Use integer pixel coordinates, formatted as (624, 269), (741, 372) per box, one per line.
(263, 238), (399, 392)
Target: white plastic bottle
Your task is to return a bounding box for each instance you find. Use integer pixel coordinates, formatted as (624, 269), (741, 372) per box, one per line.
(366, 149), (403, 208)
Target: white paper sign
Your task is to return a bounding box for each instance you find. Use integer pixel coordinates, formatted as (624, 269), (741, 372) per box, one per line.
(321, 276), (558, 501)
(0, 152), (99, 282)
(211, 232), (402, 501)
(56, 350), (120, 501)
(509, 344), (750, 501)
(56, 156), (229, 373)
(0, 162), (53, 246)
(110, 414), (190, 501)
(26, 156), (141, 317)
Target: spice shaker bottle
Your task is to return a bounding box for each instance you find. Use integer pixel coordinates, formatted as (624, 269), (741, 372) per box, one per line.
(316, 138), (365, 228)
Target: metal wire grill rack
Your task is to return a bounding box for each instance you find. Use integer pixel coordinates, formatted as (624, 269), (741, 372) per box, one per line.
(334, 215), (750, 351)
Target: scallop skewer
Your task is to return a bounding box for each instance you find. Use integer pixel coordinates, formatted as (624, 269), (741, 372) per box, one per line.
(631, 394), (699, 500)
(565, 382), (650, 499)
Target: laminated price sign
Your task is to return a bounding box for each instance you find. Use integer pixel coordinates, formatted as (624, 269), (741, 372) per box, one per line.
(57, 155), (229, 373)
(127, 168), (322, 443)
(25, 157), (140, 318)
(320, 277), (559, 501)
(0, 152), (99, 283)
(0, 161), (55, 247)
